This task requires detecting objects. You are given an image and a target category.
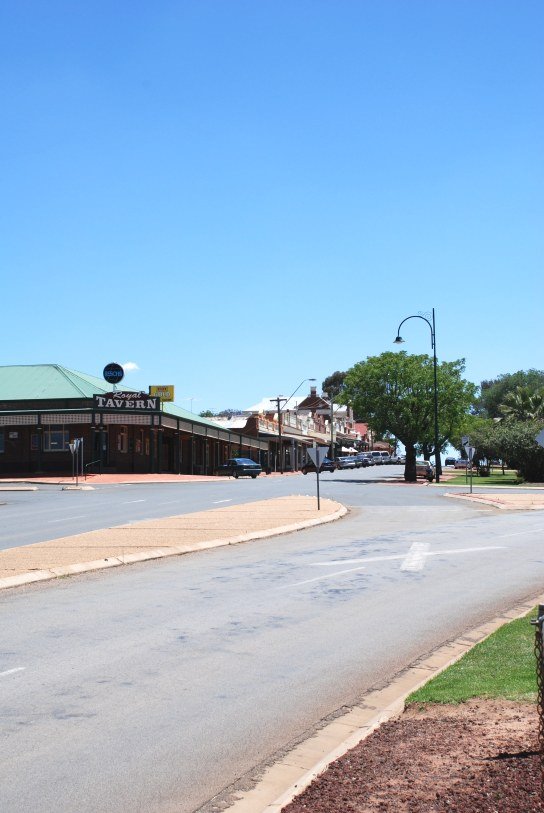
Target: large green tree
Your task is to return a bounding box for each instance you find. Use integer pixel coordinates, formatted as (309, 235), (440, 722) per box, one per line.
(476, 370), (544, 418)
(342, 352), (475, 481)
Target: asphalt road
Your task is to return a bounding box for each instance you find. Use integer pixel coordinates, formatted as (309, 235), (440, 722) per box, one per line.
(1, 471), (543, 812)
(0, 464), (533, 551)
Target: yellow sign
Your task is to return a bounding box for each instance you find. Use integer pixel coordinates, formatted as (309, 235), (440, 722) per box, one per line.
(149, 385), (175, 402)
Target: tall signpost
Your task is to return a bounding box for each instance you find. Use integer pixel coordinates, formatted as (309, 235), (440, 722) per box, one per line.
(307, 446), (329, 510)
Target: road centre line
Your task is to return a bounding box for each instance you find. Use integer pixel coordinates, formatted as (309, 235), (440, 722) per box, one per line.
(213, 499), (232, 504)
(0, 667), (26, 678)
(47, 515), (88, 523)
(123, 500), (146, 504)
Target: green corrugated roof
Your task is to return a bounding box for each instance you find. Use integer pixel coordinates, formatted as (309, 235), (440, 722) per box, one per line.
(0, 364), (227, 431)
(0, 364), (111, 400)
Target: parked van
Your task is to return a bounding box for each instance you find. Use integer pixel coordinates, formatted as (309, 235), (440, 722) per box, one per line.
(370, 451), (383, 465)
(380, 452), (391, 464)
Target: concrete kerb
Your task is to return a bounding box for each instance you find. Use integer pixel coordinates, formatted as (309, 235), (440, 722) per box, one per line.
(0, 500), (348, 592)
(223, 594), (541, 813)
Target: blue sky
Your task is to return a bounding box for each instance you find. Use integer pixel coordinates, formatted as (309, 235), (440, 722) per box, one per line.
(2, 1), (542, 413)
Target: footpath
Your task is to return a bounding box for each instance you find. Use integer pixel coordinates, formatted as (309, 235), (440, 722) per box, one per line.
(1, 473), (543, 811)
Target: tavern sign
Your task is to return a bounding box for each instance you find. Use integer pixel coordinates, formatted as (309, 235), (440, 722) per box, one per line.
(93, 392), (159, 411)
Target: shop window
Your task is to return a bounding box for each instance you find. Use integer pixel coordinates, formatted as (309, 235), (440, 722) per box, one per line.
(0, 431), (4, 453)
(145, 437), (150, 456)
(135, 430), (143, 454)
(117, 426), (128, 453)
(43, 425), (69, 452)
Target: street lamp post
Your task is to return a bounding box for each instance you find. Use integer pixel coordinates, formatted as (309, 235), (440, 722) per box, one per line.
(270, 378), (316, 474)
(394, 308), (440, 483)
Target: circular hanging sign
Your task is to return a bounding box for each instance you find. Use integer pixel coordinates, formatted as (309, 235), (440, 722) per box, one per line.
(103, 362), (124, 385)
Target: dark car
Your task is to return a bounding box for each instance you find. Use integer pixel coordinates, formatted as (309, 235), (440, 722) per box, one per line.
(301, 456), (336, 474)
(216, 458), (262, 478)
(444, 456), (456, 467)
(354, 453), (370, 468)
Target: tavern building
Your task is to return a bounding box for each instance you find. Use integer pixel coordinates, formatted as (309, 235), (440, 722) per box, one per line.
(0, 365), (268, 476)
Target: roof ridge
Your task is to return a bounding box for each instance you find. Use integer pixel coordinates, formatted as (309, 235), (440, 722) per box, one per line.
(55, 365), (99, 398)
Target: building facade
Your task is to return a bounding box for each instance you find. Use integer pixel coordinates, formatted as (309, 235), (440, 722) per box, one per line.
(0, 365), (268, 476)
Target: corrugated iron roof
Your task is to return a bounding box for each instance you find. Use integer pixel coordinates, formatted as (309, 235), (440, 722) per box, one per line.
(0, 364), (228, 432)
(0, 364), (110, 400)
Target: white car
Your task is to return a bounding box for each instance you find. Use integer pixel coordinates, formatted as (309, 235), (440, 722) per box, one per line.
(454, 458), (469, 468)
(335, 456), (357, 469)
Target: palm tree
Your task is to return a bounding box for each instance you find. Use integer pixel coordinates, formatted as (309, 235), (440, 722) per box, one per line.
(499, 386), (544, 422)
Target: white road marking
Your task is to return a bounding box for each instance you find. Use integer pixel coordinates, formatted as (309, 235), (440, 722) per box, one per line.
(213, 499), (232, 504)
(496, 527), (544, 539)
(123, 500), (146, 504)
(312, 546), (506, 567)
(282, 545), (507, 589)
(47, 515), (88, 523)
(0, 667), (26, 678)
(279, 565), (369, 588)
(401, 542), (431, 572)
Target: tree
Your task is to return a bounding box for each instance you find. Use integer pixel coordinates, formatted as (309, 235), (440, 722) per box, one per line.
(468, 419), (544, 481)
(499, 386), (544, 422)
(321, 371), (347, 400)
(341, 352), (475, 481)
(476, 370), (544, 418)
(199, 410), (215, 418)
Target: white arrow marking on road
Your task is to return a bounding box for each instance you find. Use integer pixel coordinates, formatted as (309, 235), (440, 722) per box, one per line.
(280, 545), (507, 588)
(401, 542), (431, 571)
(312, 546), (506, 567)
(0, 667), (26, 678)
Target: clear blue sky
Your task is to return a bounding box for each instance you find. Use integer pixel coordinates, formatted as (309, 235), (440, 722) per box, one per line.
(2, 1), (542, 412)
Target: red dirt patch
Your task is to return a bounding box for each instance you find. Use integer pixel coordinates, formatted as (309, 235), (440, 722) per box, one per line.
(283, 699), (542, 812)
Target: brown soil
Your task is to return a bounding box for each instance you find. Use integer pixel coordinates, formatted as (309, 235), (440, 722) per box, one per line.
(283, 699), (543, 812)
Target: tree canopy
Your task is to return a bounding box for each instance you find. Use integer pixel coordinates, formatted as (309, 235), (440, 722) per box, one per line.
(321, 371), (347, 399)
(341, 351), (475, 480)
(476, 369), (544, 418)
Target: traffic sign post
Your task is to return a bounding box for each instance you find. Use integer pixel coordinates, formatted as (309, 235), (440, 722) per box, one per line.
(69, 438), (81, 486)
(467, 445), (476, 494)
(307, 447), (329, 510)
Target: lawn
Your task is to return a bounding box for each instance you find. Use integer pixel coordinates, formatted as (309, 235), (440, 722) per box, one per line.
(444, 469), (523, 487)
(407, 610), (537, 704)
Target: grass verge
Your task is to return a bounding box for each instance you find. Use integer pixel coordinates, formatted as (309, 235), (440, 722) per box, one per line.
(407, 609), (537, 704)
(445, 470), (523, 487)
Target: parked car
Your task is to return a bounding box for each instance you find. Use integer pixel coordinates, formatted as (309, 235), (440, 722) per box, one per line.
(370, 451), (383, 465)
(380, 452), (392, 464)
(361, 453), (374, 465)
(416, 460), (435, 481)
(454, 458), (469, 468)
(216, 458), (262, 478)
(335, 456), (357, 469)
(444, 457), (456, 467)
(389, 454), (403, 464)
(301, 456), (336, 474)
(354, 453), (370, 468)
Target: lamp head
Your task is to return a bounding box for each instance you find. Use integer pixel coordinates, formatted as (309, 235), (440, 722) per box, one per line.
(393, 335), (405, 344)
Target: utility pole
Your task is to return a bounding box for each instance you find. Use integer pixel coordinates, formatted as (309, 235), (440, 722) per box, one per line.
(271, 396), (287, 473)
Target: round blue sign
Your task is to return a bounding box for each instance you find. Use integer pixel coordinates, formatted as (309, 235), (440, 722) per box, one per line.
(103, 363), (124, 384)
